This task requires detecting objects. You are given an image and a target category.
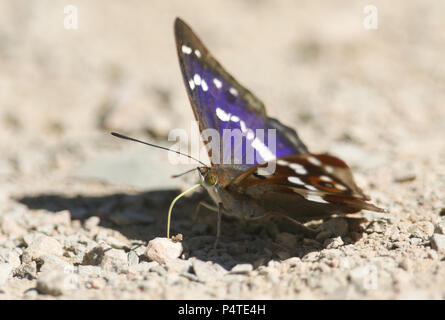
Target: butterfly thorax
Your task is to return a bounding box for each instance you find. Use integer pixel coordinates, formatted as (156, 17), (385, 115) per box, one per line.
(198, 166), (267, 220)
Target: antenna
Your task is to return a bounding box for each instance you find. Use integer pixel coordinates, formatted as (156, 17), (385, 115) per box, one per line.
(171, 167), (202, 178)
(111, 132), (208, 167)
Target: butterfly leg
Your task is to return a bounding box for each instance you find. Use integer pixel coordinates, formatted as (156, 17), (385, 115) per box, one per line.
(213, 203), (223, 249)
(193, 201), (218, 222)
(264, 212), (318, 238)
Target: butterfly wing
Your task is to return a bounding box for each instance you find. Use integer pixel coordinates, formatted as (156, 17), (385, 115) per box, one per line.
(227, 153), (385, 221)
(174, 18), (308, 169)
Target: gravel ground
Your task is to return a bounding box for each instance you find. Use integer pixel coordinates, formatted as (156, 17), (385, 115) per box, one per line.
(1, 1), (445, 299)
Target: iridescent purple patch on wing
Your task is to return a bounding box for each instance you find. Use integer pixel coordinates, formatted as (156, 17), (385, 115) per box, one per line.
(175, 19), (308, 168)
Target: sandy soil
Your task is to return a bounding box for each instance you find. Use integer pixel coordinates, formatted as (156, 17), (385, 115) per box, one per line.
(0, 0), (444, 299)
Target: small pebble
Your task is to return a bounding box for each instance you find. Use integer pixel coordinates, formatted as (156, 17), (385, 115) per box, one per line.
(37, 270), (78, 296)
(230, 263), (253, 274)
(145, 237), (183, 264)
(430, 234), (445, 254)
(78, 265), (102, 277)
(39, 254), (72, 273)
(0, 263), (13, 287)
(100, 248), (128, 273)
(164, 259), (191, 273)
(84, 216), (100, 231)
(127, 251), (139, 266)
(192, 260), (219, 282)
(408, 221), (434, 240)
(23, 235), (64, 263)
(324, 237), (344, 249)
(14, 261), (37, 279)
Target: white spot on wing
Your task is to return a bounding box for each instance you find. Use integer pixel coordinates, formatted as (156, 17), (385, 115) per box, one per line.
(213, 78), (222, 89)
(288, 176), (305, 185)
(188, 79), (195, 90)
(306, 194), (329, 204)
(193, 74), (201, 86)
(201, 79), (208, 92)
(335, 184), (347, 191)
(240, 120), (247, 133)
(320, 175), (332, 182)
(230, 115), (240, 122)
(194, 49), (201, 58)
(325, 166), (334, 173)
(277, 160), (289, 166)
(216, 107), (231, 121)
(251, 138), (275, 161)
(289, 163), (307, 175)
(305, 185), (317, 191)
(229, 87), (238, 96)
(307, 156), (322, 166)
(246, 129), (255, 140)
(181, 45), (192, 54)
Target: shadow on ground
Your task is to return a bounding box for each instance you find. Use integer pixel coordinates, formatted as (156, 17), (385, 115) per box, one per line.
(17, 189), (366, 270)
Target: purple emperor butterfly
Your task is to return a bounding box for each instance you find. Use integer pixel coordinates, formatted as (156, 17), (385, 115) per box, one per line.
(173, 18), (384, 242)
(113, 18), (385, 245)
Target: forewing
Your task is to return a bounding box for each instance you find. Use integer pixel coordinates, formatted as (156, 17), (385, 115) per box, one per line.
(174, 18), (308, 168)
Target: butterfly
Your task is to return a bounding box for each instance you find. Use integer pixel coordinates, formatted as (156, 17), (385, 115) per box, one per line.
(173, 17), (385, 244)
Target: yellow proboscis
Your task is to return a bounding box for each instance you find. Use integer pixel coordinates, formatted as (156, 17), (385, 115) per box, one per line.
(167, 183), (201, 239)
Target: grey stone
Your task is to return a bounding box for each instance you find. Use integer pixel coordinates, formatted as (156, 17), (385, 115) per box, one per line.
(164, 259), (191, 273)
(434, 221), (445, 235)
(180, 272), (200, 282)
(37, 270), (78, 296)
(78, 265), (102, 277)
(0, 263), (13, 287)
(0, 250), (20, 268)
(366, 220), (387, 234)
(14, 261), (37, 279)
(100, 248), (128, 273)
(39, 254), (72, 273)
(150, 265), (167, 276)
(409, 221), (434, 240)
(23, 289), (39, 298)
(51, 210), (71, 226)
(283, 257), (302, 268)
(106, 236), (128, 249)
(127, 251), (139, 266)
(230, 264), (253, 274)
(192, 259), (218, 282)
(348, 265), (378, 292)
(0, 216), (26, 238)
(324, 236), (344, 249)
(23, 235), (64, 263)
(129, 261), (158, 274)
(431, 234), (445, 254)
(84, 216), (100, 231)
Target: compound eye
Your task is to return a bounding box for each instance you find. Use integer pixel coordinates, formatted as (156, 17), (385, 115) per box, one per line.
(204, 173), (217, 186)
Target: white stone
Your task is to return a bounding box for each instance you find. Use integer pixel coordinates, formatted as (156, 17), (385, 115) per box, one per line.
(23, 235), (64, 262)
(145, 237), (183, 264)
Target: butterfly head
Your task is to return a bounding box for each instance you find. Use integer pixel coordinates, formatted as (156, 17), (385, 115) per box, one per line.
(197, 166), (226, 206)
(198, 166), (218, 186)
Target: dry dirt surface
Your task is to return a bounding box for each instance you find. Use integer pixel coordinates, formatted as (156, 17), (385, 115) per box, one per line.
(1, 1), (444, 299)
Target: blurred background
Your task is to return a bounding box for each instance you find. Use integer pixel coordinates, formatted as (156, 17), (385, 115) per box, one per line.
(0, 0), (445, 299)
(0, 0), (444, 195)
